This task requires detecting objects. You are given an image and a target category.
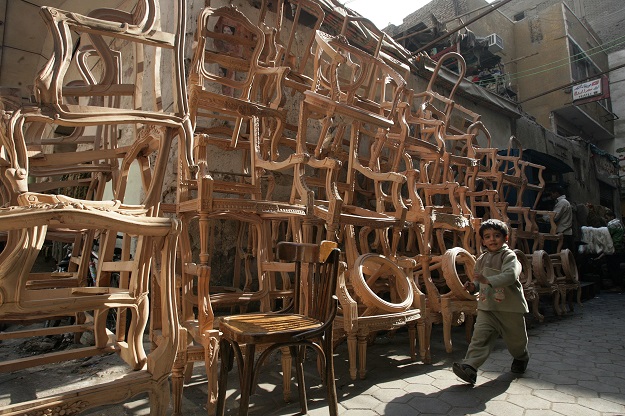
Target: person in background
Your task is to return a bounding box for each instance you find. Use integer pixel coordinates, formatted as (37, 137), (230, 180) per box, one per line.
(599, 210), (625, 292)
(452, 219), (529, 385)
(545, 186), (573, 251)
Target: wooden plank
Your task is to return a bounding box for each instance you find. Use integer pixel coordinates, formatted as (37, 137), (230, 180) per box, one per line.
(0, 345), (117, 373)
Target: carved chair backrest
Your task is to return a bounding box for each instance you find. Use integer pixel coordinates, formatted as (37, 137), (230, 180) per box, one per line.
(19, 0), (190, 204)
(258, 0), (325, 88)
(187, 5), (300, 205)
(496, 136), (527, 207)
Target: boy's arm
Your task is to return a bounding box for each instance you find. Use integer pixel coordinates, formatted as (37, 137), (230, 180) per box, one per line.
(470, 255), (486, 291)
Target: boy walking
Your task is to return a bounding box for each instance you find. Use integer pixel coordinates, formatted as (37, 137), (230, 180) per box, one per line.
(453, 219), (530, 384)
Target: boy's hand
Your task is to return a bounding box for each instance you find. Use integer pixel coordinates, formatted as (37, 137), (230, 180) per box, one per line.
(463, 281), (476, 293)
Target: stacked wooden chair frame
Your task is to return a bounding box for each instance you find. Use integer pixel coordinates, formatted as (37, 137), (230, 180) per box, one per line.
(0, 0), (189, 414)
(0, 2), (580, 415)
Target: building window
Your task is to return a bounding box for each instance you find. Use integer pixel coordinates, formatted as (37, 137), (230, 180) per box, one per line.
(599, 182), (615, 209)
(573, 156), (583, 181)
(513, 11), (525, 21)
(569, 40), (601, 82)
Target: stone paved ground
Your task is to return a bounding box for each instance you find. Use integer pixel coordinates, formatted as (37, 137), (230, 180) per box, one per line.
(3, 291), (625, 415)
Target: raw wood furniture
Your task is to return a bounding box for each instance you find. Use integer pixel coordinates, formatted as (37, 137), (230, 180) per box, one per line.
(0, 1), (190, 414)
(549, 249), (581, 313)
(531, 250), (562, 316)
(0, 197), (180, 416)
(334, 228), (426, 378)
(292, 30), (408, 242)
(257, 0), (325, 93)
(415, 248), (477, 355)
(515, 248), (543, 322)
(173, 6), (310, 412)
(1, 0), (192, 292)
(216, 241), (341, 416)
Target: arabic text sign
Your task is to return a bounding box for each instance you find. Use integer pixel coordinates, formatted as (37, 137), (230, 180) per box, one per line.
(572, 78), (602, 101)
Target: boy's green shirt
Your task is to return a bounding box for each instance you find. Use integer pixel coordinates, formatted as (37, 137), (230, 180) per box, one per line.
(474, 244), (529, 313)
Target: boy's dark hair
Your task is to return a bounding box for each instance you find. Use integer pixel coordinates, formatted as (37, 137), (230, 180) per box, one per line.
(479, 218), (509, 238)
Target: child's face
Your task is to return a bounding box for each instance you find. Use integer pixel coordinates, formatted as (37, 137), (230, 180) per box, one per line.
(481, 228), (507, 252)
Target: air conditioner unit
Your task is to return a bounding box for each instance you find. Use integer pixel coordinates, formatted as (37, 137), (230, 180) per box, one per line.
(486, 33), (504, 53)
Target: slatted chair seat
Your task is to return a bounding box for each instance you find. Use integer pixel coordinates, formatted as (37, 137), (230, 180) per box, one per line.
(220, 314), (323, 342)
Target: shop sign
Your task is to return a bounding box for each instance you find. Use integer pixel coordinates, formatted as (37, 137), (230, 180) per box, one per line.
(572, 78), (602, 101)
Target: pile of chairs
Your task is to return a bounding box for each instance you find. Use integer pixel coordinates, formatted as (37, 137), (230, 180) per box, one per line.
(0, 1), (580, 415)
(0, 0), (188, 414)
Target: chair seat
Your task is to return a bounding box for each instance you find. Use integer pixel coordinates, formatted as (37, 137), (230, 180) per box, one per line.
(219, 313), (323, 344)
(303, 91), (394, 129)
(314, 202), (401, 228)
(178, 196), (307, 217)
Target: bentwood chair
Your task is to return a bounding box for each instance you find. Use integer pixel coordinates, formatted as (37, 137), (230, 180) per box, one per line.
(216, 241), (341, 416)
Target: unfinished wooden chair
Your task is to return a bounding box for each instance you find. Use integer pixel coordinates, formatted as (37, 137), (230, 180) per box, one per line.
(414, 247), (477, 355)
(0, 193), (180, 415)
(33, 0), (193, 172)
(179, 3), (306, 305)
(216, 241), (341, 416)
(535, 209), (564, 253)
(332, 225), (426, 379)
(531, 249), (562, 316)
(407, 53), (478, 185)
(2, 0), (192, 290)
(292, 30), (408, 244)
(494, 138), (539, 253)
(286, 31), (429, 376)
(1, 49), (185, 415)
(550, 249), (581, 313)
(514, 249), (543, 322)
(1, 0), (190, 412)
(403, 168), (474, 256)
(383, 99), (448, 186)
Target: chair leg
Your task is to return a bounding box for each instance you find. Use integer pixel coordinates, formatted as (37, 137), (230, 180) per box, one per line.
(415, 319), (426, 363)
(171, 356), (185, 416)
(206, 333), (220, 414)
(576, 285), (582, 307)
(347, 333), (357, 380)
(216, 340), (231, 416)
(532, 295), (544, 322)
(324, 333), (339, 416)
(239, 343), (256, 416)
(281, 346), (292, 402)
(442, 309), (453, 353)
(424, 318), (432, 364)
(149, 376), (170, 416)
(553, 290), (562, 316)
(292, 345), (308, 414)
(357, 333), (368, 379)
(407, 322), (417, 361)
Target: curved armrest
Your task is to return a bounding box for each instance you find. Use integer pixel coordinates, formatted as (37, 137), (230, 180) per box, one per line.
(335, 262), (358, 331)
(353, 160), (406, 184)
